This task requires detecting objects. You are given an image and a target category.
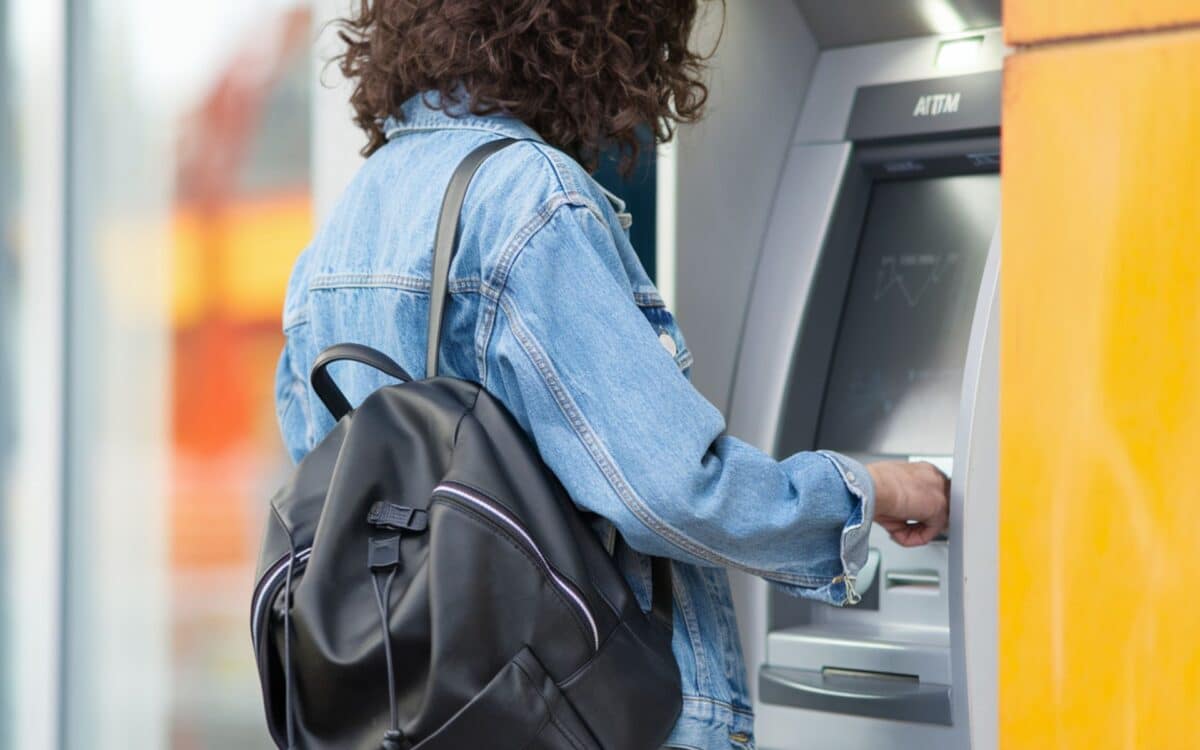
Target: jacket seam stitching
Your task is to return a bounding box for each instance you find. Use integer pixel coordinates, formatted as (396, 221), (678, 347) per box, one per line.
(680, 695), (756, 719)
(486, 196), (596, 294)
(479, 197), (633, 382)
(521, 141), (610, 222)
(476, 197), (579, 383)
(671, 567), (712, 689)
(633, 291), (665, 307)
(308, 273), (483, 295)
(495, 293), (830, 587)
(282, 315), (309, 332)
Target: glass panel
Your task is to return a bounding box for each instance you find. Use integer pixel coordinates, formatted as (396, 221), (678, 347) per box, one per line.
(63, 2), (311, 746)
(4, 1), (65, 747)
(0, 3), (16, 740)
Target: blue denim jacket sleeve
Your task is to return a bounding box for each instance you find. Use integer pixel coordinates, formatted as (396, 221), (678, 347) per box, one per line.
(484, 203), (876, 605)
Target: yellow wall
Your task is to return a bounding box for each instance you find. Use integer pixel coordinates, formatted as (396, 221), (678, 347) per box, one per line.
(1006, 0), (1200, 43)
(1001, 14), (1200, 750)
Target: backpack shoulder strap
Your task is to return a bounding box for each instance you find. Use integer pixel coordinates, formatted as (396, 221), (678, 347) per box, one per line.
(426, 137), (519, 378)
(428, 137), (674, 630)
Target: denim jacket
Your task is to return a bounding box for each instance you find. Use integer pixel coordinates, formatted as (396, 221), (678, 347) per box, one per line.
(275, 95), (875, 750)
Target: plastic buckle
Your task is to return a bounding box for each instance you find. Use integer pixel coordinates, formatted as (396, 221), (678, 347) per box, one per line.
(367, 502), (429, 533)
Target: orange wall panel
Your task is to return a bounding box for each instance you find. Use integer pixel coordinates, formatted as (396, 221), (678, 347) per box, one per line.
(172, 193), (312, 326)
(1006, 0), (1200, 44)
(1001, 29), (1200, 749)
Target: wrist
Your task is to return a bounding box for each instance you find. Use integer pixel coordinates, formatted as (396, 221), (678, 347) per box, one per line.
(867, 463), (896, 518)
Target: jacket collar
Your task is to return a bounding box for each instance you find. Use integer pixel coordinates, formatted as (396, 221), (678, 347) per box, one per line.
(384, 92), (545, 144)
(383, 92), (630, 218)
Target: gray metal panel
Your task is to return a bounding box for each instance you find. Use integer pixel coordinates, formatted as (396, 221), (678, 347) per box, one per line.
(756, 701), (959, 750)
(671, 0), (818, 413)
(796, 28), (1006, 144)
(794, 0), (1001, 49)
(846, 71), (1001, 141)
(768, 624), (952, 684)
(949, 228), (1001, 750)
(725, 142), (852, 454)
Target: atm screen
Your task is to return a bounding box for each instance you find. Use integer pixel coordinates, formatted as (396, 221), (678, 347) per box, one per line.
(816, 173), (1000, 457)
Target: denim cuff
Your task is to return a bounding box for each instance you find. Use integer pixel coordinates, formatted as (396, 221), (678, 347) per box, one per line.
(817, 450), (876, 605)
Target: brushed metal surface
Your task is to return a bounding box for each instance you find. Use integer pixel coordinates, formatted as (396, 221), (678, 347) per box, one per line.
(795, 0), (1001, 49)
(951, 227), (1000, 750)
(768, 623), (952, 684)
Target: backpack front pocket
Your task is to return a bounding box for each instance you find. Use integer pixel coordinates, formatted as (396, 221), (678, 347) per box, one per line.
(414, 646), (600, 750)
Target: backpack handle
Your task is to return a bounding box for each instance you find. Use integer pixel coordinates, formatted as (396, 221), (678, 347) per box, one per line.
(310, 343), (413, 420)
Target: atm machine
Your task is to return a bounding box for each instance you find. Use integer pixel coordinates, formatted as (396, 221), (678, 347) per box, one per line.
(725, 25), (1005, 750)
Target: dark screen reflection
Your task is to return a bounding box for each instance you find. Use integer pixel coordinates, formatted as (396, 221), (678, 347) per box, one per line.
(816, 173), (1000, 457)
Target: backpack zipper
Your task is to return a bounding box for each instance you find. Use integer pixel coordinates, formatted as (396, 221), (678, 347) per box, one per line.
(252, 547), (312, 649)
(251, 484), (602, 654)
(433, 482), (600, 651)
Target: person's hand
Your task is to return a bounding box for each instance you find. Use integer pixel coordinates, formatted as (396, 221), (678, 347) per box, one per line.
(866, 461), (950, 547)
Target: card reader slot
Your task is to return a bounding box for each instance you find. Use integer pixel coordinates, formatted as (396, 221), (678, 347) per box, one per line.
(885, 569), (941, 590)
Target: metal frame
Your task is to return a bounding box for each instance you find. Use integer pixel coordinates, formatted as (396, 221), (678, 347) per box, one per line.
(951, 228), (1000, 750)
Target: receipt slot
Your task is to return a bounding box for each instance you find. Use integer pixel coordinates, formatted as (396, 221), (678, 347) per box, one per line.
(727, 38), (1003, 750)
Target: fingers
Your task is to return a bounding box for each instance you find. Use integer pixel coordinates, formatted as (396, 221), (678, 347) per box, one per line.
(878, 506), (949, 547)
(867, 459), (951, 548)
(886, 520), (945, 547)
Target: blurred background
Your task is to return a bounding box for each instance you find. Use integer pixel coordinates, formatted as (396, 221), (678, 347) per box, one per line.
(4, 0), (313, 746)
(0, 1), (655, 747)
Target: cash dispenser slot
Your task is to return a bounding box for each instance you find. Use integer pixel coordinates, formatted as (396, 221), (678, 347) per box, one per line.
(763, 622), (953, 725)
(759, 664), (952, 725)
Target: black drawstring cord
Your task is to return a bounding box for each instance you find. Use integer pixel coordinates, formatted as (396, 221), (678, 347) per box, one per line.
(368, 534), (410, 750)
(372, 570), (402, 739)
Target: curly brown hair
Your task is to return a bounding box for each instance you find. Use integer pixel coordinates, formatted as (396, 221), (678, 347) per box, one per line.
(335, 0), (716, 172)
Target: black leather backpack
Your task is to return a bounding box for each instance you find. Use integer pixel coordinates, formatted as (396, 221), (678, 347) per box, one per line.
(252, 140), (682, 750)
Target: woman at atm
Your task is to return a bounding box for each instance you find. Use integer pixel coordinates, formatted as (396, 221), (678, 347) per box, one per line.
(275, 1), (950, 747)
